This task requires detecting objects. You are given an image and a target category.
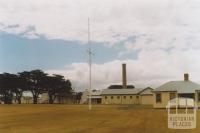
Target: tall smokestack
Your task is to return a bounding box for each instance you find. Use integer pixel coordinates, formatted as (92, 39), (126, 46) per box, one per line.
(184, 73), (189, 81)
(122, 63), (127, 89)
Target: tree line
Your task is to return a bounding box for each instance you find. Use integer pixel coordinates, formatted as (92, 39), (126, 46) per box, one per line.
(0, 69), (72, 104)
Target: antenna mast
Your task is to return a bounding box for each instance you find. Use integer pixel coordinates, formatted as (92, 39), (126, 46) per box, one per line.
(88, 18), (92, 110)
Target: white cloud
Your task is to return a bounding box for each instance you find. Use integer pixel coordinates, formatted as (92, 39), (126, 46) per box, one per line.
(46, 49), (200, 91)
(1, 0), (200, 49)
(1, 0), (200, 91)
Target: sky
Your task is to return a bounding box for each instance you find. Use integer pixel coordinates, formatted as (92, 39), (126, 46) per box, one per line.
(1, 0), (200, 91)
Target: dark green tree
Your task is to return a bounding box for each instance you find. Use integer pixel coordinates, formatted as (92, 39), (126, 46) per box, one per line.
(57, 79), (72, 104)
(10, 74), (24, 104)
(0, 73), (17, 104)
(0, 70), (72, 104)
(29, 70), (47, 104)
(43, 74), (72, 104)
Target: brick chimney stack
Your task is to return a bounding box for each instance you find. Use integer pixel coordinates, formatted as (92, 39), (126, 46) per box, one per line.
(122, 64), (127, 89)
(184, 73), (189, 81)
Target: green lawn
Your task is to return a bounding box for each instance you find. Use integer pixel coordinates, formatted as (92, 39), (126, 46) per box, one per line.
(0, 104), (199, 133)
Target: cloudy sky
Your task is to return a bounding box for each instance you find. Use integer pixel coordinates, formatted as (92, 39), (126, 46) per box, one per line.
(1, 0), (200, 91)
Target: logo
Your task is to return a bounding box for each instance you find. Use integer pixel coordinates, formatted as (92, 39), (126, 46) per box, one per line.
(166, 98), (197, 129)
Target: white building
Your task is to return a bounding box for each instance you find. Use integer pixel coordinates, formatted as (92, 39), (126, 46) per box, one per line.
(81, 89), (102, 104)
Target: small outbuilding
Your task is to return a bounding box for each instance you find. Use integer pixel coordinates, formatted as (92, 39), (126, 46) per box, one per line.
(80, 89), (102, 104)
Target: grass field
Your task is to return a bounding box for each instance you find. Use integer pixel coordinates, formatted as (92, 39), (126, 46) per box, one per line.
(0, 104), (200, 133)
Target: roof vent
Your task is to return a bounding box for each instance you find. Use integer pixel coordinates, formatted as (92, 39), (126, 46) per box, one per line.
(184, 73), (189, 81)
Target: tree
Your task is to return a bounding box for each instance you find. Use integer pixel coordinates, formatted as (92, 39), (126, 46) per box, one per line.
(9, 74), (23, 104)
(0, 73), (16, 104)
(29, 70), (47, 104)
(18, 71), (32, 103)
(43, 75), (58, 104)
(19, 70), (47, 104)
(74, 92), (82, 104)
(0, 70), (73, 104)
(15, 72), (32, 104)
(57, 79), (72, 104)
(43, 74), (72, 104)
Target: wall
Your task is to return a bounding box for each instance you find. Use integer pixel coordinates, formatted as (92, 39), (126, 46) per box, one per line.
(154, 91), (200, 108)
(12, 97), (33, 104)
(80, 90), (89, 104)
(153, 92), (171, 108)
(141, 95), (153, 105)
(40, 93), (49, 103)
(195, 91), (200, 107)
(101, 95), (140, 104)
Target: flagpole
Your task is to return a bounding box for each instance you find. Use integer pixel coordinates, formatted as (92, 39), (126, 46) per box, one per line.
(88, 18), (92, 111)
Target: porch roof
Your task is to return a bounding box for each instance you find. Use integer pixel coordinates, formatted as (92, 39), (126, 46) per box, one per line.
(154, 81), (200, 93)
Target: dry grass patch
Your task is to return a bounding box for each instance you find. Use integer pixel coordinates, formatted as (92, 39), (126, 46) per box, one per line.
(0, 104), (200, 133)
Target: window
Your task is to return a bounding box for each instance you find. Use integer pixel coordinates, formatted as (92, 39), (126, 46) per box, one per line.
(117, 96), (120, 99)
(136, 95), (139, 99)
(198, 92), (200, 102)
(123, 96), (126, 99)
(156, 93), (161, 103)
(170, 93), (176, 100)
(111, 96), (113, 99)
(130, 96), (132, 99)
(105, 96), (107, 99)
(179, 94), (194, 99)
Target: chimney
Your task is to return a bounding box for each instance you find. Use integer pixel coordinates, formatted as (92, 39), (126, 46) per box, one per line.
(184, 73), (189, 81)
(122, 63), (127, 89)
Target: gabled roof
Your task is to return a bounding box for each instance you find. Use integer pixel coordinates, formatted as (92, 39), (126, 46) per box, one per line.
(154, 81), (200, 93)
(140, 87), (154, 95)
(91, 90), (102, 96)
(101, 88), (145, 95)
(84, 90), (102, 96)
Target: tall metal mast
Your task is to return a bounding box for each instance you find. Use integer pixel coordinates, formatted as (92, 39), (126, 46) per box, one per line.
(88, 18), (92, 110)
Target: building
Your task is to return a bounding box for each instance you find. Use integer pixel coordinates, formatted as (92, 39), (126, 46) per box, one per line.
(21, 96), (33, 104)
(11, 96), (33, 104)
(40, 92), (79, 104)
(140, 87), (154, 105)
(101, 87), (153, 104)
(81, 89), (102, 104)
(101, 63), (154, 105)
(153, 73), (200, 108)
